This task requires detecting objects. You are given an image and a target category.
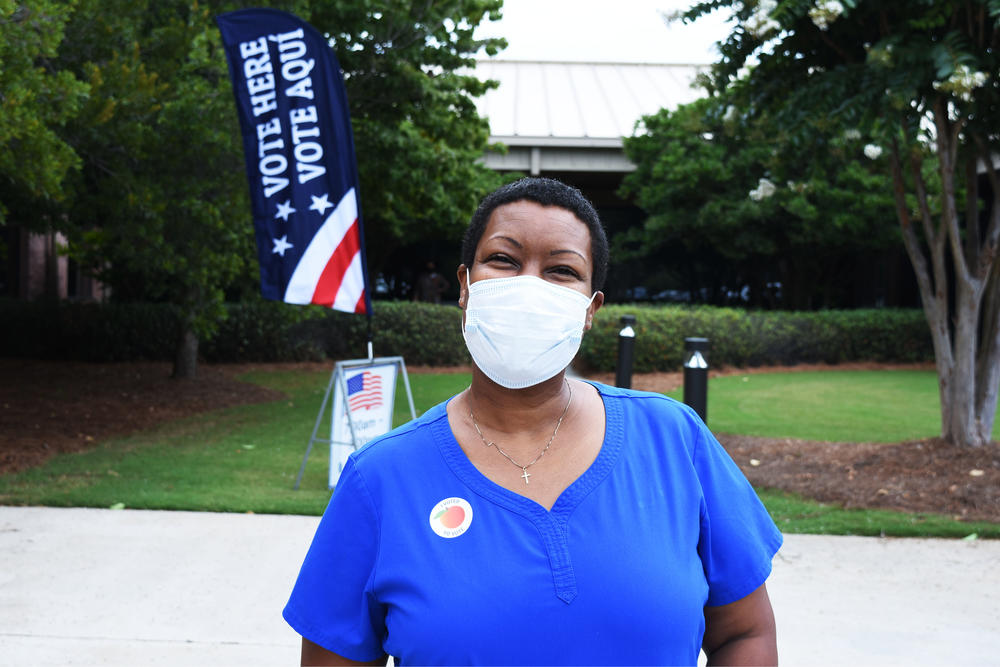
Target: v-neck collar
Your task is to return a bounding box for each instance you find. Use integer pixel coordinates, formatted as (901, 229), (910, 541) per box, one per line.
(431, 381), (624, 603)
(435, 380), (622, 517)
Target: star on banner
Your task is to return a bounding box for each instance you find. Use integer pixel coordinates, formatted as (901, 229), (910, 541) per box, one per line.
(272, 235), (293, 257)
(275, 200), (296, 221)
(309, 193), (333, 216)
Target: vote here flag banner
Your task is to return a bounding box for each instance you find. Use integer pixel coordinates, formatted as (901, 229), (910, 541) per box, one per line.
(216, 8), (370, 314)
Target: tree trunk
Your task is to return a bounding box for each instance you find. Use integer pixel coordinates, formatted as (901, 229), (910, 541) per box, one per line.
(172, 316), (199, 379)
(936, 109), (1000, 448)
(888, 132), (999, 448)
(944, 283), (988, 446)
(974, 264), (1000, 440)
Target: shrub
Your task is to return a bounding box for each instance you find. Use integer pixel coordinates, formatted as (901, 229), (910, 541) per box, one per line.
(202, 301), (328, 362)
(1, 298), (930, 370)
(578, 305), (932, 372)
(293, 301), (470, 366)
(0, 299), (177, 361)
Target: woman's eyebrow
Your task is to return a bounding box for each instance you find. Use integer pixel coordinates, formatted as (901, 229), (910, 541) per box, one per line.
(487, 235), (523, 248)
(550, 248), (586, 260)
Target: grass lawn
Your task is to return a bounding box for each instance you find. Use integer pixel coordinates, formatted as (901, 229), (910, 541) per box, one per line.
(0, 367), (996, 537)
(663, 370), (993, 443)
(0, 369), (470, 516)
(758, 488), (997, 538)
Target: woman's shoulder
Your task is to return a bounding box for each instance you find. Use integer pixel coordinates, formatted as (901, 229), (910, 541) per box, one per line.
(584, 380), (708, 459)
(584, 380), (698, 419)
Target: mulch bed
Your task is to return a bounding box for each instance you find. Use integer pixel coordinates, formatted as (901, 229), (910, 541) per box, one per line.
(589, 363), (999, 523)
(2, 359), (997, 523)
(0, 359), (284, 474)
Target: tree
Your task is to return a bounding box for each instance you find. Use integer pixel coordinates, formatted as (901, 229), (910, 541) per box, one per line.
(306, 0), (505, 271)
(621, 95), (899, 308)
(684, 0), (1000, 446)
(0, 1), (88, 227)
(31, 0), (503, 377)
(57, 0), (253, 378)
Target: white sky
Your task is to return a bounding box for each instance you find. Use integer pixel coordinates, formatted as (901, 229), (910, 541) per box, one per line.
(474, 0), (734, 64)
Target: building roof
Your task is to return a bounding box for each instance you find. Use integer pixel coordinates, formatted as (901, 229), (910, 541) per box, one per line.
(474, 59), (707, 146)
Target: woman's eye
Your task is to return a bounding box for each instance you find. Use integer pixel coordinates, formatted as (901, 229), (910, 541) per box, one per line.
(551, 266), (581, 278)
(486, 254), (515, 265)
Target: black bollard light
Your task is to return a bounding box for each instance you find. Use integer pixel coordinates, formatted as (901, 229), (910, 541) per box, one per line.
(615, 315), (637, 389)
(683, 337), (710, 422)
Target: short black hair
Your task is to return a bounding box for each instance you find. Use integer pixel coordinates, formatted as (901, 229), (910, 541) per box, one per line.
(461, 177), (609, 291)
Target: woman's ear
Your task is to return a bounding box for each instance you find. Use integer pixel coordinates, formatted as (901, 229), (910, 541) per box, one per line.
(457, 264), (469, 309)
(584, 291), (604, 331)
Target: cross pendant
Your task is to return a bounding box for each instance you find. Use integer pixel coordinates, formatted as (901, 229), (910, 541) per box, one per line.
(521, 468), (531, 484)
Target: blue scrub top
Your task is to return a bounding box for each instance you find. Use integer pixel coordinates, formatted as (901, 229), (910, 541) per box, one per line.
(283, 382), (782, 665)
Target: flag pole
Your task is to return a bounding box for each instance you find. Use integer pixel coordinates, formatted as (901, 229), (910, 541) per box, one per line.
(366, 312), (373, 362)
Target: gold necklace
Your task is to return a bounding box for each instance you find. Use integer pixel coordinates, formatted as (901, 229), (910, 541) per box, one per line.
(469, 380), (573, 485)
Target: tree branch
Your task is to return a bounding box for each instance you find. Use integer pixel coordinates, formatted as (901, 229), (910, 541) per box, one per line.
(975, 135), (999, 195)
(909, 149), (939, 254)
(890, 138), (937, 311)
(965, 146), (981, 267)
(933, 97), (973, 286)
(900, 203), (955, 372)
(897, 130), (951, 338)
(950, 116), (964, 169)
(974, 134), (1000, 260)
(974, 254), (1000, 433)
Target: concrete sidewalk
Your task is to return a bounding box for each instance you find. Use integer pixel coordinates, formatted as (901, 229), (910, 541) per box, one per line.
(0, 506), (997, 666)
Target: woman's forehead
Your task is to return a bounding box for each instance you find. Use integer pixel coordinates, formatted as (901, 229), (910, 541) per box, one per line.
(481, 200), (591, 249)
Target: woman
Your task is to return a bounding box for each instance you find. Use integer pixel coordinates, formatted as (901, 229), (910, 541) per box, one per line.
(284, 178), (782, 666)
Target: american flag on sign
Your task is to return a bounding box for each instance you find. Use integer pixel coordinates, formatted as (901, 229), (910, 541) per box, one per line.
(347, 371), (382, 411)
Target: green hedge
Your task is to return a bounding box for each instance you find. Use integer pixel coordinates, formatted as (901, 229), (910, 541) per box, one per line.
(289, 301), (470, 366)
(199, 300), (329, 362)
(1, 299), (931, 370)
(579, 304), (932, 371)
(0, 298), (469, 366)
(0, 300), (179, 362)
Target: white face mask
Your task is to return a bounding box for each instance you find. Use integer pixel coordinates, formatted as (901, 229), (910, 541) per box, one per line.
(462, 270), (596, 389)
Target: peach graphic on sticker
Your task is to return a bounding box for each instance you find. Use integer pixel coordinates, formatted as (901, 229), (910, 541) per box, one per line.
(429, 497), (473, 538)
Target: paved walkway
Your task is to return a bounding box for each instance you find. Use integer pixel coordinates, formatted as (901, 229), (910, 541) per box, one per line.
(0, 506), (998, 665)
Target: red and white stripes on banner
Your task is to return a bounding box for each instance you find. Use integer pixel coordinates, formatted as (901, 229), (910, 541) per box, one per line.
(284, 187), (367, 313)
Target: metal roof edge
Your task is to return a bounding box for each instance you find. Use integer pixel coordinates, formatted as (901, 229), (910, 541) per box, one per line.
(488, 136), (625, 148)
